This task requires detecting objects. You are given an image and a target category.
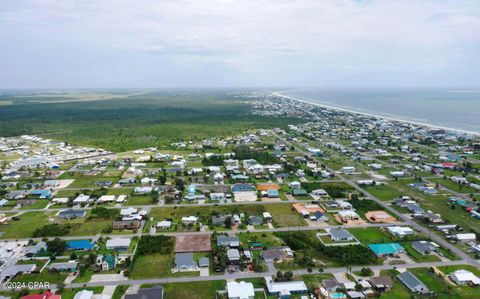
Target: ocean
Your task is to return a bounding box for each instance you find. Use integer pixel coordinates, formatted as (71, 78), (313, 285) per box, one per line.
(281, 89), (480, 134)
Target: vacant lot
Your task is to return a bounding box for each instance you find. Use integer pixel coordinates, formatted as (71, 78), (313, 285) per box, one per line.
(0, 211), (56, 239)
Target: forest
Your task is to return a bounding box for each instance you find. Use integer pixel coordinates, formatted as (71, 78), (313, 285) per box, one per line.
(0, 90), (302, 151)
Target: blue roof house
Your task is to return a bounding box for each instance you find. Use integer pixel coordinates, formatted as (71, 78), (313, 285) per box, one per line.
(66, 240), (95, 251)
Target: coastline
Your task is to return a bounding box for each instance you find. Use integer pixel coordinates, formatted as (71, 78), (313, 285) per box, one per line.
(273, 91), (480, 137)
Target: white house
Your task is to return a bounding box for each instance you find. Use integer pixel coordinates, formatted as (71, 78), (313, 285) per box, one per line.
(227, 281), (255, 299)
(453, 233), (476, 242)
(449, 270), (480, 286)
(387, 226), (414, 238)
(182, 216), (198, 224)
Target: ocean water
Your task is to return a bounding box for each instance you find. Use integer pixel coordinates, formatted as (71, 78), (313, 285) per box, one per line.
(282, 89), (480, 133)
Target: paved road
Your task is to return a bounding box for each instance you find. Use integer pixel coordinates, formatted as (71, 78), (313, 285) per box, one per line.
(3, 222), (406, 242)
(276, 133), (480, 267)
(54, 259), (469, 289)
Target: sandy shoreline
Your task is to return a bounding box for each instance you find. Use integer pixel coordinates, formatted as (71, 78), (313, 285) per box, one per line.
(273, 91), (480, 137)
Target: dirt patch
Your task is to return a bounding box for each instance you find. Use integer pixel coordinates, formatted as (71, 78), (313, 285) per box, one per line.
(174, 234), (212, 252)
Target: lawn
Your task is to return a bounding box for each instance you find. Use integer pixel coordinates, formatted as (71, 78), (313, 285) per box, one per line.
(0, 211), (56, 239)
(410, 267), (480, 299)
(363, 184), (403, 201)
(112, 286), (129, 299)
(130, 252), (198, 279)
(127, 195), (155, 205)
(61, 287), (104, 299)
(429, 178), (477, 194)
(11, 270), (68, 284)
(264, 204), (306, 227)
(238, 232), (285, 248)
(401, 242), (441, 262)
(378, 269), (410, 299)
(20, 199), (50, 210)
(349, 227), (392, 244)
(162, 280), (226, 299)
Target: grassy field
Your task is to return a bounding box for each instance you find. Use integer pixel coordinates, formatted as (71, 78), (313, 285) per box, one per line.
(61, 287), (104, 299)
(130, 253), (198, 279)
(349, 227), (392, 244)
(11, 271), (68, 284)
(264, 204), (306, 227)
(0, 211), (56, 239)
(363, 184), (403, 201)
(410, 267), (480, 299)
(378, 270), (410, 299)
(162, 280), (226, 299)
(0, 91), (303, 151)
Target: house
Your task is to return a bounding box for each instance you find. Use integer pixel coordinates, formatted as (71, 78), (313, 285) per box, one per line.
(0, 264), (36, 282)
(397, 271), (429, 294)
(73, 194), (91, 204)
(73, 290), (93, 299)
(264, 276), (308, 297)
(263, 212), (272, 222)
(95, 180), (113, 187)
(227, 248), (240, 264)
(58, 209), (87, 219)
(329, 228), (355, 242)
(0, 213), (8, 225)
(99, 254), (117, 271)
(124, 286), (164, 299)
(106, 238), (131, 251)
(322, 279), (340, 292)
(217, 235), (240, 247)
(157, 220), (172, 229)
(226, 281), (255, 299)
(266, 189), (279, 198)
(24, 241), (47, 257)
(260, 247), (294, 263)
(364, 210), (396, 223)
(121, 207), (138, 216)
(66, 240), (95, 251)
(453, 233), (476, 242)
(411, 241), (438, 256)
(172, 253), (198, 272)
(311, 189), (328, 197)
(97, 195), (115, 203)
(21, 291), (61, 299)
(210, 192), (226, 201)
(212, 215), (229, 226)
(199, 257), (209, 267)
(369, 276), (393, 291)
(311, 211), (328, 222)
(49, 261), (79, 272)
(29, 189), (52, 199)
(118, 177), (136, 186)
(449, 270), (480, 286)
(386, 226), (414, 238)
(338, 210), (360, 222)
(113, 220), (141, 230)
(182, 216), (198, 225)
(368, 243), (405, 257)
(248, 216), (263, 226)
(134, 186), (153, 194)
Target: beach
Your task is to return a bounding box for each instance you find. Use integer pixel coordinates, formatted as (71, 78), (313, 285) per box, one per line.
(273, 90), (480, 136)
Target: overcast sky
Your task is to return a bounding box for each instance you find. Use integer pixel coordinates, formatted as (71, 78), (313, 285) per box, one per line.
(0, 0), (479, 89)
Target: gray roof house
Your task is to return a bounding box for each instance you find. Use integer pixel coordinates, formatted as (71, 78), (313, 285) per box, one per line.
(49, 261), (79, 272)
(227, 249), (240, 263)
(397, 271), (429, 294)
(0, 264), (36, 282)
(24, 241), (47, 257)
(217, 235), (240, 247)
(199, 257), (209, 267)
(124, 286), (163, 299)
(247, 216), (263, 226)
(412, 241), (437, 256)
(329, 229), (355, 242)
(173, 253), (197, 272)
(58, 209), (87, 219)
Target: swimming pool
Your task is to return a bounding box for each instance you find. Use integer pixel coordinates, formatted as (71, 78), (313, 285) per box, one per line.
(329, 293), (347, 299)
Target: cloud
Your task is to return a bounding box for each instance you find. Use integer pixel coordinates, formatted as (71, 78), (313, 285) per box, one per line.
(0, 0), (479, 87)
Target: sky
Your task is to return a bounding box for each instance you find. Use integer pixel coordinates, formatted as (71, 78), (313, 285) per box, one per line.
(0, 0), (479, 89)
